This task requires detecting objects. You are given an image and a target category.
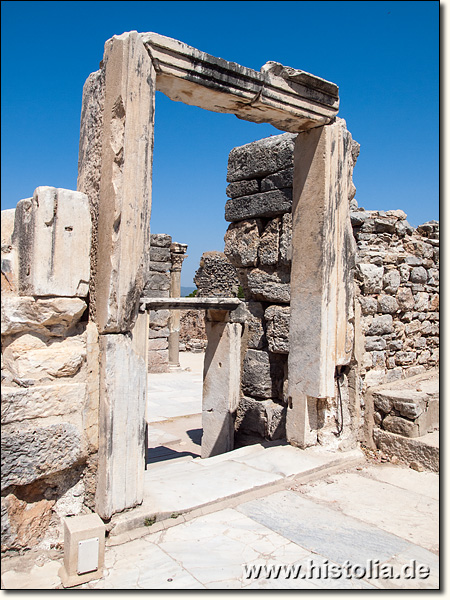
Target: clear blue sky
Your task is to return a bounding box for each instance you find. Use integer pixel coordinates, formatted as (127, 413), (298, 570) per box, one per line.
(1, 1), (439, 287)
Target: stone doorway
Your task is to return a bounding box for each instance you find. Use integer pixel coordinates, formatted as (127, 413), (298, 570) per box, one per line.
(77, 31), (356, 521)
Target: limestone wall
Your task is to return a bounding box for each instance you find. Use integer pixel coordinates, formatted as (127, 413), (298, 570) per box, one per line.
(1, 188), (96, 552)
(224, 133), (295, 445)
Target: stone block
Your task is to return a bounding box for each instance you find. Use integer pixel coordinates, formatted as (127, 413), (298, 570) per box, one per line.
(230, 301), (266, 350)
(13, 187), (91, 297)
(265, 305), (290, 354)
(1, 494), (54, 551)
(59, 513), (105, 588)
(235, 397), (286, 440)
(382, 415), (419, 438)
(358, 296), (377, 315)
(150, 233), (172, 248)
(225, 189), (292, 222)
(148, 260), (171, 273)
(244, 267), (290, 303)
(1, 208), (18, 294)
(410, 266), (428, 284)
(96, 311), (148, 518)
(242, 349), (285, 400)
(148, 349), (169, 373)
(377, 295), (398, 314)
(143, 272), (170, 292)
(1, 423), (84, 490)
(1, 296), (87, 337)
(78, 32), (155, 333)
(356, 263), (383, 294)
(147, 338), (168, 351)
(227, 133), (296, 182)
(150, 246), (171, 262)
(202, 322), (241, 458)
(258, 218), (280, 266)
(1, 383), (87, 424)
(224, 219), (261, 267)
(261, 167), (294, 191)
(149, 309), (170, 327)
(366, 315), (393, 336)
(148, 326), (170, 339)
(226, 179), (259, 199)
(364, 336), (387, 351)
(3, 334), (86, 383)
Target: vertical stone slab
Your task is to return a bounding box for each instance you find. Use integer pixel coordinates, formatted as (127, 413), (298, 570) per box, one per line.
(168, 242), (187, 367)
(95, 311), (149, 519)
(78, 31), (155, 333)
(287, 119), (355, 446)
(1, 208), (18, 294)
(13, 187), (91, 297)
(202, 314), (241, 458)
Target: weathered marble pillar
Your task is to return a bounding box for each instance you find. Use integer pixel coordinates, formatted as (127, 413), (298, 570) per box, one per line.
(168, 242), (187, 367)
(287, 118), (356, 448)
(201, 310), (242, 458)
(78, 31), (155, 519)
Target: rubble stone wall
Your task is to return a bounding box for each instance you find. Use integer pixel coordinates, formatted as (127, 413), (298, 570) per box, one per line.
(351, 210), (439, 391)
(1, 188), (96, 553)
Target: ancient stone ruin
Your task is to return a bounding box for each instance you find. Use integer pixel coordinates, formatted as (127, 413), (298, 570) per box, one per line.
(1, 31), (438, 557)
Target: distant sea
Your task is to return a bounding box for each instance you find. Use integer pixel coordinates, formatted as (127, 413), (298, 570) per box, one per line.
(180, 286), (196, 297)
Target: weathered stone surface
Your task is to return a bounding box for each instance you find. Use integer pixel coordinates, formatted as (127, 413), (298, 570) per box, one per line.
(279, 212), (292, 265)
(143, 272), (170, 292)
(13, 187), (91, 297)
(226, 179), (259, 199)
(147, 338), (168, 351)
(377, 295), (398, 314)
(225, 189), (292, 222)
(143, 34), (339, 132)
(364, 336), (387, 351)
(148, 309), (170, 328)
(3, 334), (86, 383)
(396, 287), (415, 311)
(258, 218), (280, 266)
(410, 266), (428, 284)
(242, 349), (284, 400)
(148, 348), (169, 373)
(96, 311), (148, 518)
(1, 208), (18, 294)
(243, 267), (290, 303)
(288, 119), (356, 403)
(78, 32), (155, 333)
(1, 296), (87, 337)
(265, 305), (290, 354)
(356, 263), (383, 294)
(374, 428), (439, 472)
(261, 167), (294, 191)
(202, 321), (241, 458)
(227, 133), (296, 182)
(150, 246), (171, 262)
(1, 383), (87, 424)
(194, 251), (240, 297)
(230, 301), (266, 350)
(1, 494), (54, 551)
(150, 233), (172, 248)
(224, 219), (261, 267)
(235, 397), (286, 440)
(382, 415), (419, 438)
(366, 315), (393, 336)
(383, 269), (401, 294)
(1, 423), (84, 490)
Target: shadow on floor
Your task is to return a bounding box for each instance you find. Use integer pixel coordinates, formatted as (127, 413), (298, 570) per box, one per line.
(186, 428), (202, 446)
(146, 446), (201, 465)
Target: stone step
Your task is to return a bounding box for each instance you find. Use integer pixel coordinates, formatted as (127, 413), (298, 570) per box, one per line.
(369, 370), (439, 439)
(108, 443), (365, 538)
(374, 428), (439, 472)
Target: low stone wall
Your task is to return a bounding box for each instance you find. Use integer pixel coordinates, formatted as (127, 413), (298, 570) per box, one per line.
(179, 309), (207, 352)
(1, 187), (96, 552)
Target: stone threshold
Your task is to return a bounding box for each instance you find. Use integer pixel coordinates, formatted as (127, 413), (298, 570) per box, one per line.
(107, 442), (365, 544)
